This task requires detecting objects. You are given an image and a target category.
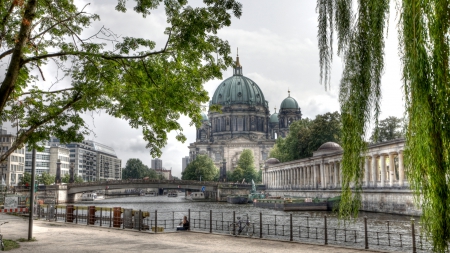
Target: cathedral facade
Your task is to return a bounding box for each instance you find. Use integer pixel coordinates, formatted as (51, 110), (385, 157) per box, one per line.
(188, 54), (302, 177)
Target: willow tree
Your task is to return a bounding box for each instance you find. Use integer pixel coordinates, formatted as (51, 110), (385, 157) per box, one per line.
(317, 0), (450, 251)
(0, 0), (241, 162)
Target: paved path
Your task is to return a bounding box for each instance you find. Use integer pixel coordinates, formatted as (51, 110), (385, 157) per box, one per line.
(1, 214), (394, 253)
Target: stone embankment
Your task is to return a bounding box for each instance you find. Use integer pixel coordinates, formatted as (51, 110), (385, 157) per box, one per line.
(0, 213), (395, 253)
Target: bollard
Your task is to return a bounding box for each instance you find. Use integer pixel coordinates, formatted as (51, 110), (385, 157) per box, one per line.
(155, 210), (158, 233)
(210, 210), (212, 233)
(411, 219), (416, 253)
(260, 212), (262, 238)
(188, 209), (191, 230)
(290, 214), (293, 241)
(100, 208), (102, 227)
(275, 215), (277, 235)
(139, 210), (142, 231)
(55, 206), (58, 222)
(364, 216), (368, 249)
(324, 215), (328, 245)
(109, 208), (112, 227)
(76, 207), (78, 224)
(233, 211), (236, 236)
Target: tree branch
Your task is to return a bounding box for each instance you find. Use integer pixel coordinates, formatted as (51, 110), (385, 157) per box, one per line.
(0, 48), (13, 60)
(0, 0), (15, 45)
(23, 30), (172, 64)
(0, 0), (38, 113)
(0, 93), (82, 163)
(20, 87), (75, 95)
(29, 8), (88, 41)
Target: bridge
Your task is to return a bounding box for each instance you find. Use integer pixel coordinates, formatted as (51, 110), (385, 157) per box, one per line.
(19, 180), (266, 203)
(66, 179), (265, 194)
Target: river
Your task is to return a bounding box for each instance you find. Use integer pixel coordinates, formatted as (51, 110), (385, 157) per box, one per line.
(74, 194), (431, 252)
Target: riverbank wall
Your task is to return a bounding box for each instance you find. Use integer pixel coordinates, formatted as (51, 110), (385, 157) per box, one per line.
(266, 189), (421, 216)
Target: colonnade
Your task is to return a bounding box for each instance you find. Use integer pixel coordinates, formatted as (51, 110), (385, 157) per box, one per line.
(263, 161), (341, 189)
(263, 141), (406, 189)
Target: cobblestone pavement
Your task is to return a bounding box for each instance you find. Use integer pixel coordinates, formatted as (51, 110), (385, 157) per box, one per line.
(0, 214), (396, 253)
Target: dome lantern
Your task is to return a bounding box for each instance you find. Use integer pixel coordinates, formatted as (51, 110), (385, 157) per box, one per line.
(233, 48), (243, 76)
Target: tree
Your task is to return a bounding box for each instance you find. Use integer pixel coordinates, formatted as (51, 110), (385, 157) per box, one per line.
(38, 172), (55, 185)
(370, 116), (404, 143)
(62, 173), (83, 184)
(181, 155), (218, 181)
(230, 149), (257, 183)
(317, 0), (450, 250)
(122, 158), (157, 180)
(270, 112), (341, 162)
(0, 0), (242, 163)
(19, 172), (31, 186)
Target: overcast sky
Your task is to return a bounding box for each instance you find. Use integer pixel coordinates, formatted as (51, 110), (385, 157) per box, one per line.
(4, 1), (405, 178)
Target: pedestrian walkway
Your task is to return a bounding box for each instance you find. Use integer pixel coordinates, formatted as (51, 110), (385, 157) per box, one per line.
(1, 213), (395, 253)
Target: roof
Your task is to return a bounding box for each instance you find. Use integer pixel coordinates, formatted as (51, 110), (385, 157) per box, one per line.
(280, 97), (299, 110)
(270, 113), (279, 123)
(210, 75), (268, 108)
(317, 142), (342, 151)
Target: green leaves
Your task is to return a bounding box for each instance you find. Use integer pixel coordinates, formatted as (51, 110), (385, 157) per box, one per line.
(317, 0), (450, 250)
(0, 0), (242, 162)
(269, 112), (341, 162)
(227, 149), (258, 183)
(181, 155), (218, 181)
(122, 158), (161, 180)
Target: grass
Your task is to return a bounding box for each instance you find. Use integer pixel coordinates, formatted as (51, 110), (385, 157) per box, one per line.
(3, 239), (20, 251)
(16, 237), (37, 242)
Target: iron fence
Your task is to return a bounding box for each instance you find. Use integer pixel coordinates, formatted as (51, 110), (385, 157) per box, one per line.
(36, 204), (441, 253)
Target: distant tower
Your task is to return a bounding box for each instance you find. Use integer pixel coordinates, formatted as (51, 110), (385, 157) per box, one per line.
(278, 89), (301, 137)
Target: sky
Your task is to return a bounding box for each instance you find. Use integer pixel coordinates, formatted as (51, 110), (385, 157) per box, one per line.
(3, 1), (405, 178)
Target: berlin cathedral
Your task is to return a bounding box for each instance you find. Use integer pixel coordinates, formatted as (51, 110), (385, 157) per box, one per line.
(188, 53), (301, 179)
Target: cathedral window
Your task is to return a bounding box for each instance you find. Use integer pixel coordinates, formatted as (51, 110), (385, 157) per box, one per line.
(238, 117), (243, 131)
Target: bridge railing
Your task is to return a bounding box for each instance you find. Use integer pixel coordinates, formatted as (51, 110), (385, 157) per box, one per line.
(34, 204), (435, 252)
(66, 179), (266, 190)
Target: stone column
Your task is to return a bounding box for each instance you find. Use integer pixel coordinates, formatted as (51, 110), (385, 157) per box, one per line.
(313, 164), (317, 189)
(398, 151), (404, 187)
(364, 157), (370, 187)
(321, 162), (327, 189)
(333, 161), (337, 188)
(301, 167), (304, 187)
(389, 152), (395, 187)
(380, 154), (386, 187)
(306, 166), (310, 188)
(371, 155), (378, 188)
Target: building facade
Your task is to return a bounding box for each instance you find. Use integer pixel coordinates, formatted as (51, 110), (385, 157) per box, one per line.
(63, 140), (121, 181)
(151, 158), (162, 170)
(182, 156), (190, 172)
(188, 54), (301, 173)
(0, 128), (25, 186)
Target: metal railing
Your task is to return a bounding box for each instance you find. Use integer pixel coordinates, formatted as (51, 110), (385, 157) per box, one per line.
(36, 204), (440, 253)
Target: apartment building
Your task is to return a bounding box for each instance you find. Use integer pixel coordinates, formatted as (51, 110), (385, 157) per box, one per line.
(0, 128), (25, 186)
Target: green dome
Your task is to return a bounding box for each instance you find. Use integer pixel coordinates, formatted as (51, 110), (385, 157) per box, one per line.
(210, 75), (268, 108)
(270, 113), (279, 123)
(201, 112), (208, 122)
(280, 97), (299, 109)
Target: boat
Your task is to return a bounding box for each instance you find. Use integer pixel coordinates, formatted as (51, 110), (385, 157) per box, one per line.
(81, 192), (104, 201)
(253, 196), (340, 211)
(168, 191), (178, 197)
(146, 191), (157, 197)
(227, 195), (249, 204)
(186, 191), (205, 201)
